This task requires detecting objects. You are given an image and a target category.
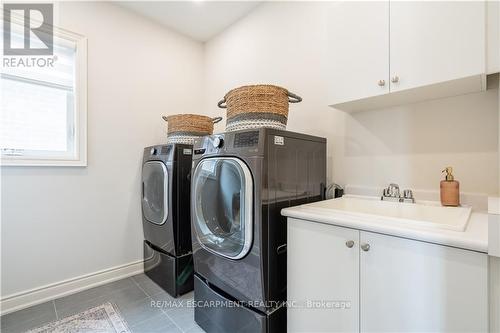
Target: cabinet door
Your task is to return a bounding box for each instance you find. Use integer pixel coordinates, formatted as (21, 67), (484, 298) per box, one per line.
(327, 1), (389, 105)
(287, 218), (359, 332)
(486, 0), (499, 74)
(390, 1), (485, 92)
(360, 231), (488, 332)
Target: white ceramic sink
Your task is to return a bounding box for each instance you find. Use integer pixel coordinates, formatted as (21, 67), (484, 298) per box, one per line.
(308, 196), (471, 232)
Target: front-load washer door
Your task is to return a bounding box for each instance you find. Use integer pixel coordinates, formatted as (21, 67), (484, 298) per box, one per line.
(192, 157), (253, 260)
(142, 161), (168, 225)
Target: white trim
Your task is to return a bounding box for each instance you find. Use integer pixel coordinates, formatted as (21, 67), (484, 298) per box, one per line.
(0, 260), (144, 316)
(74, 31), (88, 167)
(1, 12), (88, 167)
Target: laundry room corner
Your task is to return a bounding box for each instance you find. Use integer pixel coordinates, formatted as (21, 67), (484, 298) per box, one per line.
(1, 1), (205, 312)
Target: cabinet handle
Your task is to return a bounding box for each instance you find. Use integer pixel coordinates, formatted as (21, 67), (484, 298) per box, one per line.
(391, 76), (399, 83)
(345, 240), (355, 248)
(361, 243), (370, 252)
(377, 79), (386, 87)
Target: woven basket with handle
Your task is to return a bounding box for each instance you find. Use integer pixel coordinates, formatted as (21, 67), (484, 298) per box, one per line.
(162, 114), (222, 144)
(218, 84), (302, 132)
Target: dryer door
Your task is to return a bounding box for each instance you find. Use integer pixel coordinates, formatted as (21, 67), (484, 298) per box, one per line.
(192, 157), (253, 260)
(142, 161), (168, 225)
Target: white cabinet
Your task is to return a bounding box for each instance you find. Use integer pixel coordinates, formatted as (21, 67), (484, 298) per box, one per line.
(490, 214), (500, 258)
(486, 0), (500, 74)
(327, 1), (389, 104)
(287, 219), (359, 332)
(389, 1), (485, 93)
(328, 1), (487, 111)
(360, 231), (488, 333)
(287, 218), (489, 332)
(490, 198), (500, 257)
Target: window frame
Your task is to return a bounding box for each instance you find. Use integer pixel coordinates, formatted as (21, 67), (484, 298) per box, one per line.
(1, 12), (88, 167)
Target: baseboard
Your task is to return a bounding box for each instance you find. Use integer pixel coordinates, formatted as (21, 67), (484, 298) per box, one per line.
(0, 259), (144, 316)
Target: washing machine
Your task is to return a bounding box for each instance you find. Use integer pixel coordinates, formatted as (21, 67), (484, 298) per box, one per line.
(141, 144), (194, 297)
(190, 129), (326, 332)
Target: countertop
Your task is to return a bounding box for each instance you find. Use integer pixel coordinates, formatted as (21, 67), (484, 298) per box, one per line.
(282, 198), (489, 253)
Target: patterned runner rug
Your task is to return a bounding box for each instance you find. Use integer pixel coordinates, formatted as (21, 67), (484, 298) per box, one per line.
(27, 302), (130, 333)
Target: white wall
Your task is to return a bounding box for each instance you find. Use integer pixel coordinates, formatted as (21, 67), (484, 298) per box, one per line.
(1, 2), (204, 297)
(204, 1), (499, 197)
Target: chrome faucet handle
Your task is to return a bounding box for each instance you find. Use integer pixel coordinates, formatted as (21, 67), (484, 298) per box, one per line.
(388, 183), (400, 197)
(402, 189), (415, 203)
(403, 189), (413, 199)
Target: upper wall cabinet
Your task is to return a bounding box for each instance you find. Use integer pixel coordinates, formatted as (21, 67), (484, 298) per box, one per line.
(326, 1), (390, 104)
(389, 1), (485, 93)
(486, 0), (499, 74)
(329, 1), (487, 112)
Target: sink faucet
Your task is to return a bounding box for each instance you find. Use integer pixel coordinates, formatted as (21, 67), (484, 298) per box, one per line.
(381, 183), (415, 203)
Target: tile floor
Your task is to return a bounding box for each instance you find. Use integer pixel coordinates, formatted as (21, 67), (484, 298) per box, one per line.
(0, 274), (205, 333)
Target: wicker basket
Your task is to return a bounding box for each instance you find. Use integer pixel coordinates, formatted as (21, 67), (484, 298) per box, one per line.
(217, 84), (302, 132)
(162, 114), (222, 144)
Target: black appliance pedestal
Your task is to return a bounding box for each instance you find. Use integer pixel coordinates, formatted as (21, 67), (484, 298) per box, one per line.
(194, 275), (286, 333)
(144, 240), (193, 297)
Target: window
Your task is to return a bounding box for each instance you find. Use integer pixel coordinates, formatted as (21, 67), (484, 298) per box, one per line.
(1, 13), (87, 166)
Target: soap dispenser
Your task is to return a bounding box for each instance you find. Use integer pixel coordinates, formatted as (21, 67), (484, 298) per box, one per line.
(440, 167), (460, 207)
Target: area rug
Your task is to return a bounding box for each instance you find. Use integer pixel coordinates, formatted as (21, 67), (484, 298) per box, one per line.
(27, 302), (131, 333)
